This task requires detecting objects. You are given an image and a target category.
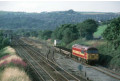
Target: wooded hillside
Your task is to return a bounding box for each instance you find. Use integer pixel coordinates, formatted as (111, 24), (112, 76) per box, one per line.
(0, 10), (120, 30)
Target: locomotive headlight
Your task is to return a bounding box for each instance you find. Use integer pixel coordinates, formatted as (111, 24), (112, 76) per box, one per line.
(88, 54), (99, 60)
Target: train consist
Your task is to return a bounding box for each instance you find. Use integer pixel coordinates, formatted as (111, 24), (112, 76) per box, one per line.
(54, 44), (99, 64)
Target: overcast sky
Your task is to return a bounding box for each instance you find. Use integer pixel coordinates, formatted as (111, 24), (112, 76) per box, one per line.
(0, 1), (120, 13)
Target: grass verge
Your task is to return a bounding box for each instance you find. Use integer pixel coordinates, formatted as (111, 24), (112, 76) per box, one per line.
(0, 46), (32, 81)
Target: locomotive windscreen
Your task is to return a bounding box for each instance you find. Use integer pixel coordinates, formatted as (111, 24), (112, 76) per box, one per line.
(87, 48), (98, 54)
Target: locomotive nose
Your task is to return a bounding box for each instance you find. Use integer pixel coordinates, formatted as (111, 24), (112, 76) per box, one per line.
(87, 54), (99, 60)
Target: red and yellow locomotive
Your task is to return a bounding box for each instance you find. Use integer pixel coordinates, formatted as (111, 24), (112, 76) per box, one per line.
(72, 44), (99, 64)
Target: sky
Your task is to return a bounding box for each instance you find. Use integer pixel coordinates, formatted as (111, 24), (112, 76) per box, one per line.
(0, 1), (120, 13)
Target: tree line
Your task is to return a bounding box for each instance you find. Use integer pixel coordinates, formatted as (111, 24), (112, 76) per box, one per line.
(15, 16), (120, 50)
(97, 17), (120, 69)
(0, 30), (10, 49)
(0, 10), (120, 30)
(102, 17), (120, 50)
(15, 19), (98, 46)
(51, 19), (98, 45)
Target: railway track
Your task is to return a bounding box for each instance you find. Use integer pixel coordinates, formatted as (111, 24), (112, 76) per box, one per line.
(21, 37), (120, 81)
(12, 38), (86, 81)
(28, 46), (86, 81)
(25, 46), (79, 81)
(12, 40), (55, 81)
(21, 37), (88, 80)
(54, 47), (120, 81)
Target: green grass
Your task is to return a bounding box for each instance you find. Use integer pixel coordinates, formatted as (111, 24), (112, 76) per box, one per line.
(66, 39), (88, 49)
(94, 25), (107, 38)
(66, 39), (106, 49)
(0, 46), (15, 58)
(0, 47), (9, 58)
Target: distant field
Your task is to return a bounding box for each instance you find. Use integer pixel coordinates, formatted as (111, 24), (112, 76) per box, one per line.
(93, 25), (107, 38)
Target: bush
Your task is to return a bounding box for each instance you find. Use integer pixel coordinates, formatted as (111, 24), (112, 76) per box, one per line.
(2, 38), (10, 47)
(97, 44), (120, 69)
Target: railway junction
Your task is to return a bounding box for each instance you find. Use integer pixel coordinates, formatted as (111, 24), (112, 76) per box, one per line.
(11, 37), (120, 81)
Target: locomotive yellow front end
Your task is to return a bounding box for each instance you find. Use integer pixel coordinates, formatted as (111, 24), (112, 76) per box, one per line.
(87, 54), (99, 60)
(86, 48), (99, 64)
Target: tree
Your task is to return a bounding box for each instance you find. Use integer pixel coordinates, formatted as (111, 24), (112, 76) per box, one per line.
(2, 38), (10, 47)
(62, 27), (78, 44)
(30, 31), (38, 37)
(77, 23), (87, 38)
(102, 17), (120, 49)
(52, 24), (78, 45)
(41, 30), (52, 40)
(77, 19), (98, 39)
(0, 30), (10, 49)
(38, 30), (43, 39)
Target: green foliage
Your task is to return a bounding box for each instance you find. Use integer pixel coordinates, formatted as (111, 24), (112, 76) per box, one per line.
(41, 30), (53, 40)
(30, 31), (38, 37)
(110, 54), (120, 68)
(97, 44), (120, 69)
(97, 44), (112, 65)
(0, 47), (8, 58)
(52, 19), (98, 45)
(62, 28), (75, 44)
(77, 19), (98, 39)
(0, 31), (10, 49)
(103, 17), (120, 49)
(38, 30), (43, 39)
(2, 38), (10, 46)
(15, 29), (52, 40)
(76, 23), (86, 38)
(15, 29), (39, 37)
(52, 24), (78, 45)
(66, 39), (87, 49)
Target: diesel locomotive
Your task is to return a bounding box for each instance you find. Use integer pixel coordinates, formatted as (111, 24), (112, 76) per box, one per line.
(72, 44), (99, 64)
(54, 44), (99, 64)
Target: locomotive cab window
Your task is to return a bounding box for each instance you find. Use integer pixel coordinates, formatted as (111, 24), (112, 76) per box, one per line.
(87, 48), (98, 54)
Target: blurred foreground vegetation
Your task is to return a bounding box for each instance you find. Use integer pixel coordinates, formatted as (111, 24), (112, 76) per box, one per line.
(0, 46), (31, 81)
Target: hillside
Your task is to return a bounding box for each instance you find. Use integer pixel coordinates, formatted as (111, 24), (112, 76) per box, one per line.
(0, 10), (120, 30)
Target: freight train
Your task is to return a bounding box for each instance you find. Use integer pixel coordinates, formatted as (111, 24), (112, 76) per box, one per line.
(54, 44), (99, 64)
